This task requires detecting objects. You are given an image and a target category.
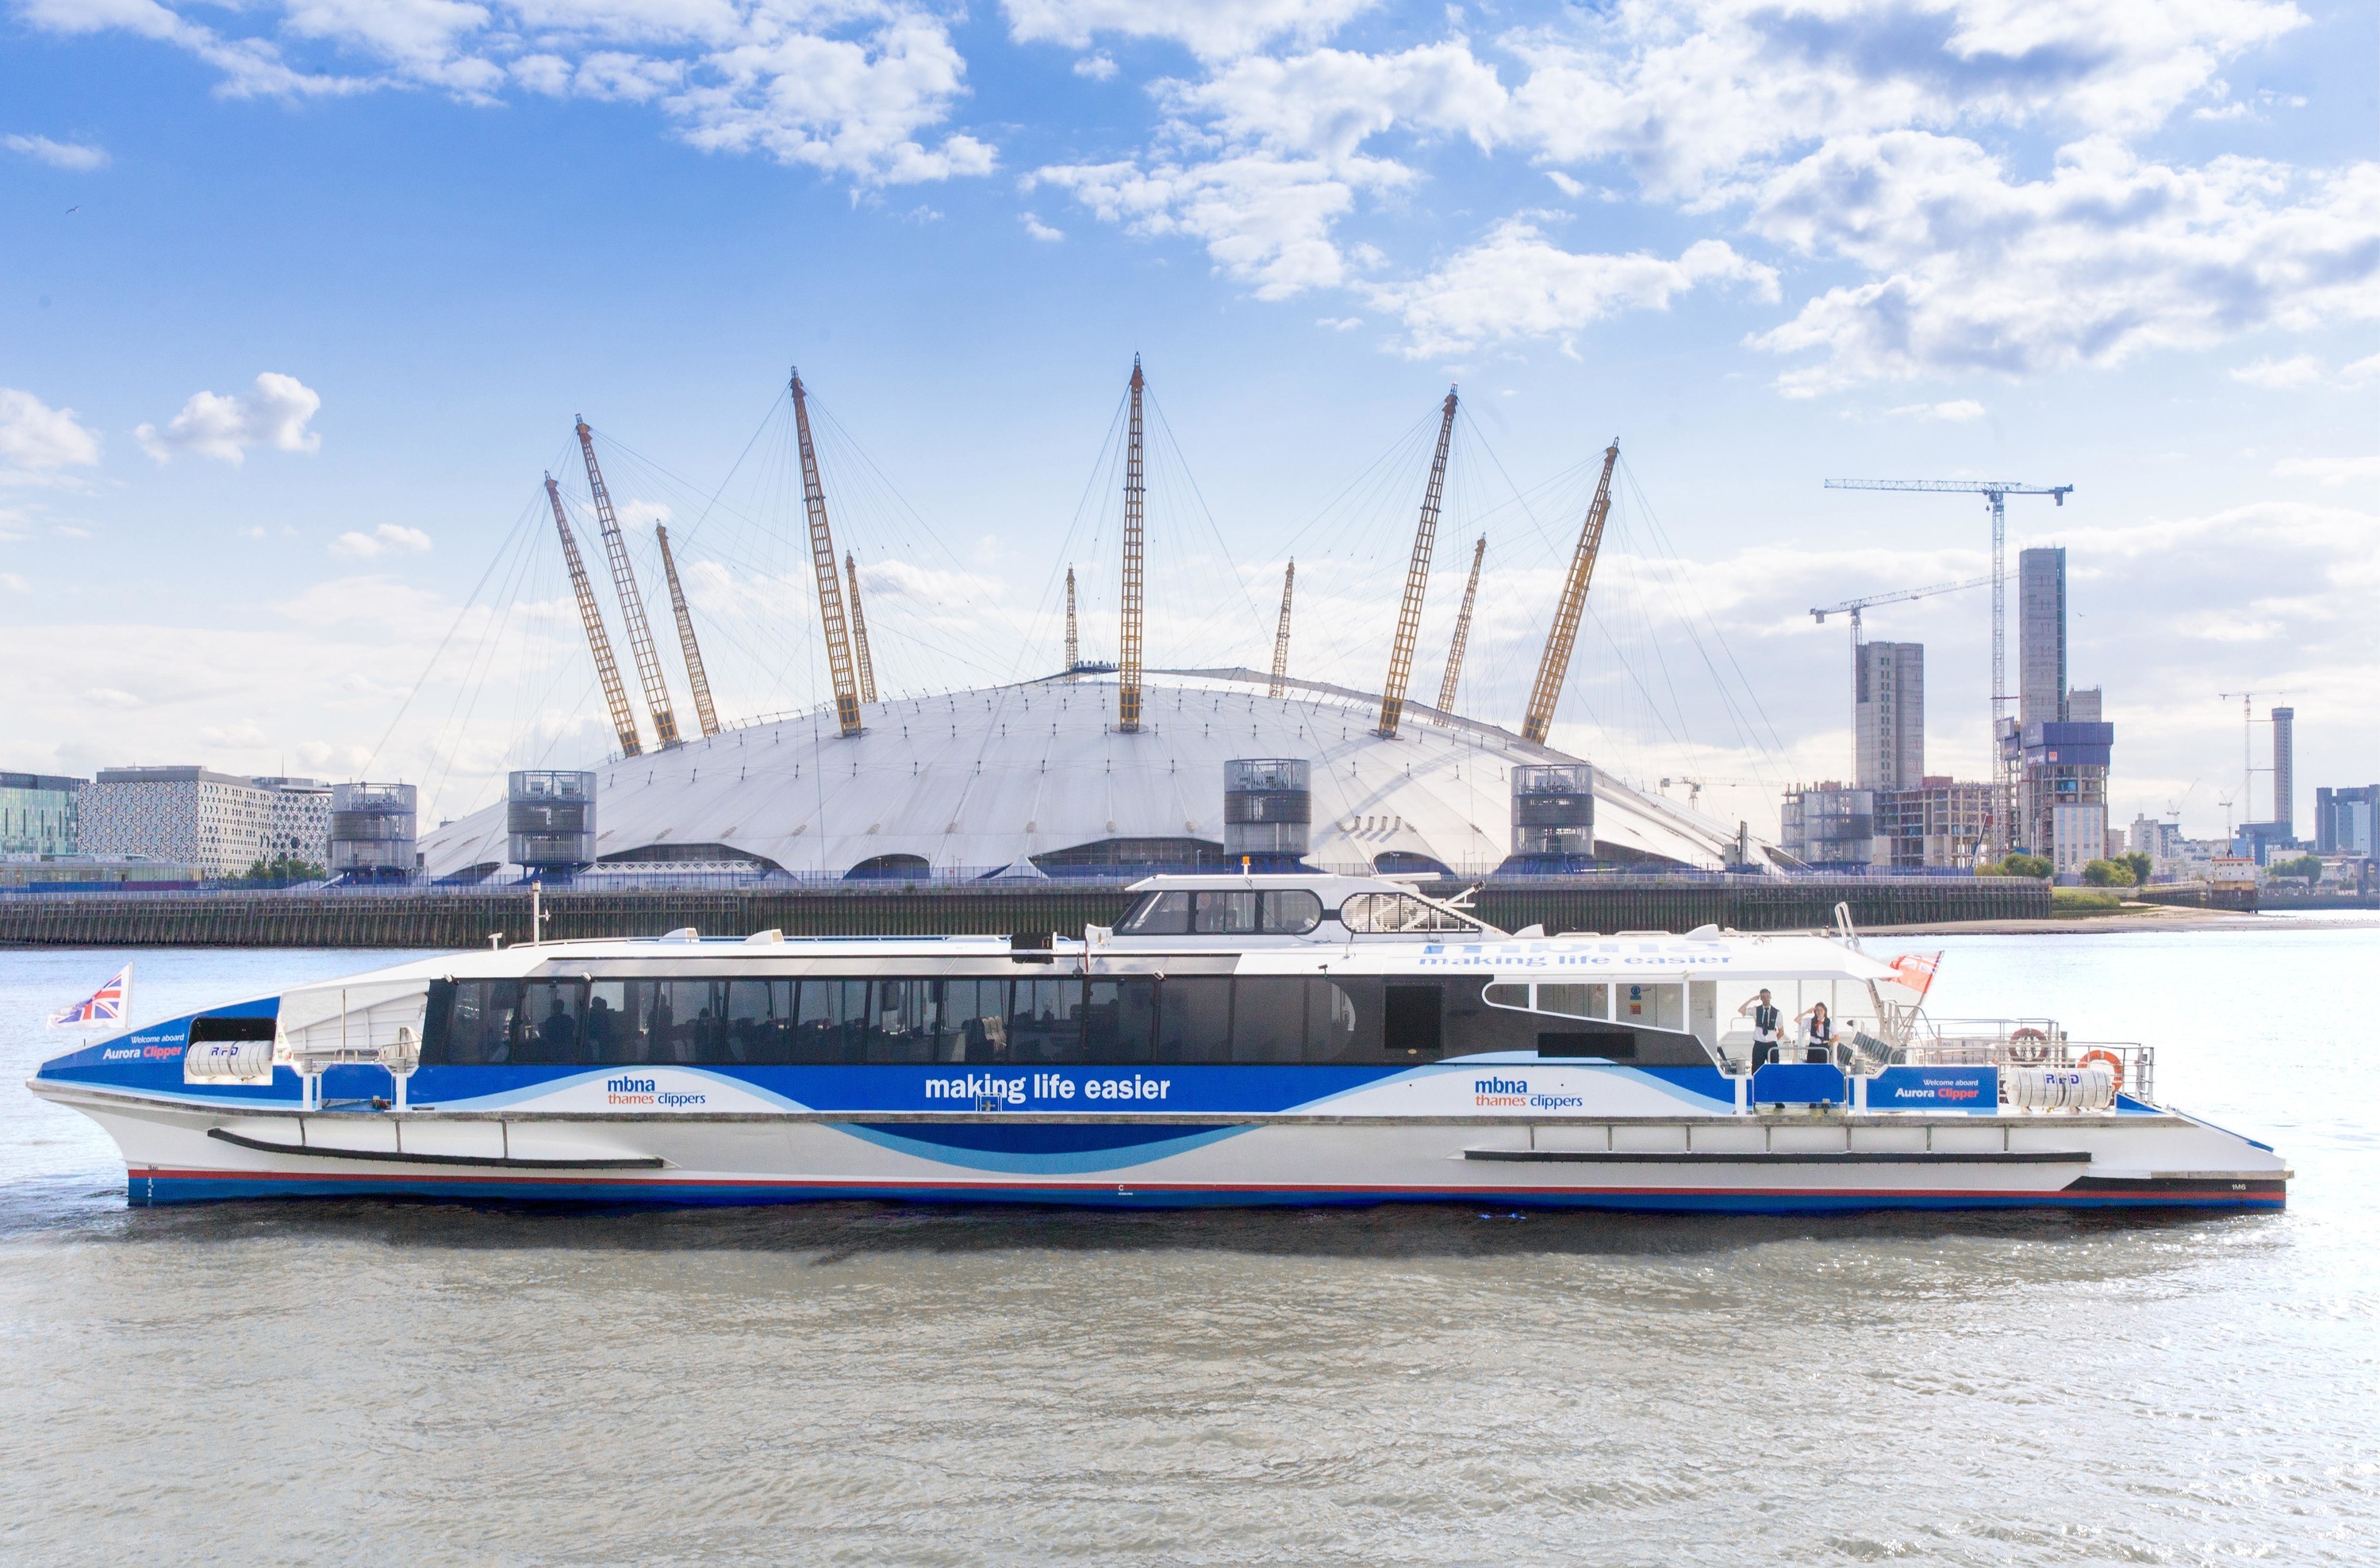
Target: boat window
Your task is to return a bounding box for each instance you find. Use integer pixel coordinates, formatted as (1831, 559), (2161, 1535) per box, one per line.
(1482, 983), (1530, 1010)
(795, 979), (869, 1064)
(1083, 979), (1157, 1064)
(424, 980), (519, 1066)
(1261, 891), (1322, 935)
(1307, 978), (1372, 1060)
(1119, 891), (1192, 934)
(1157, 977), (1233, 1063)
(1617, 983), (1683, 1032)
(1338, 892), (1478, 934)
(1538, 983), (1609, 1021)
(424, 972), (1419, 1068)
(1384, 983), (1443, 1057)
(1010, 977), (1085, 1064)
(1194, 891), (1261, 935)
(516, 980), (585, 1065)
(1230, 976), (1306, 1062)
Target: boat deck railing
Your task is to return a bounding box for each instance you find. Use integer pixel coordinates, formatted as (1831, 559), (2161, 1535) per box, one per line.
(1906, 1018), (2155, 1105)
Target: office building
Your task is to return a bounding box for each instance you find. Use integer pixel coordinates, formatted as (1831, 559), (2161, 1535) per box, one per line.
(1856, 642), (1924, 790)
(2012, 545), (2113, 874)
(0, 772), (83, 857)
(2316, 785), (2378, 857)
(81, 768), (337, 879)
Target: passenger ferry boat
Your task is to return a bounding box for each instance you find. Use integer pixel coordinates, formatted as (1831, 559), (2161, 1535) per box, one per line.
(29, 874), (2286, 1212)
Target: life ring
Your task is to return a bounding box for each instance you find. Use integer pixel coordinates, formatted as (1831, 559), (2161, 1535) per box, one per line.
(2078, 1049), (2125, 1095)
(2009, 1026), (2051, 1065)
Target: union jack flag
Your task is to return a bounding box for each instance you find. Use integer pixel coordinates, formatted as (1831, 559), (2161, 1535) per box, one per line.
(49, 963), (132, 1027)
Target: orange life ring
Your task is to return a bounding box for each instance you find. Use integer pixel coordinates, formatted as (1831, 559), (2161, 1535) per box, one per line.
(2078, 1049), (2125, 1095)
(2009, 1026), (2051, 1064)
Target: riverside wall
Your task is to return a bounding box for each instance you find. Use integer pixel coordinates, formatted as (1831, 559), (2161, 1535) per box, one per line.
(0, 876), (2050, 949)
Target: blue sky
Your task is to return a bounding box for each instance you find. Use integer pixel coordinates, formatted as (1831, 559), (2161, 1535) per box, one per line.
(2, 0), (2374, 839)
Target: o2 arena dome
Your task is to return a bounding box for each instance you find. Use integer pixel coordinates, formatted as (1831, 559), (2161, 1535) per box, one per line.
(416, 365), (1775, 884)
(418, 665), (1756, 882)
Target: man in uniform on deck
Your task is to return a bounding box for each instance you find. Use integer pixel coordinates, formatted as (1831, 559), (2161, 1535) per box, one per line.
(1737, 988), (1783, 1068)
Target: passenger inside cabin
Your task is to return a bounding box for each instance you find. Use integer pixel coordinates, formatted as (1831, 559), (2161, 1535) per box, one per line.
(1737, 988), (1783, 1068)
(1798, 1003), (1835, 1064)
(538, 996), (577, 1060)
(583, 995), (616, 1058)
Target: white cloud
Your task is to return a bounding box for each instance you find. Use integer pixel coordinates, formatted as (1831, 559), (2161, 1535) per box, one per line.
(6, 133), (109, 171)
(1030, 152), (1392, 296)
(0, 573), (28, 593)
(137, 373), (322, 464)
(2229, 353), (2326, 388)
(1887, 399), (1987, 421)
(618, 498), (671, 531)
(2341, 351), (2380, 387)
(1020, 211), (1064, 241)
(1072, 52), (1117, 81)
(21, 2), (996, 187)
(0, 389), (104, 472)
(330, 523), (435, 557)
(1003, 0), (1378, 61)
(1369, 222), (1778, 357)
(1746, 136), (2380, 392)
(1316, 315), (1361, 329)
(2272, 455), (2380, 485)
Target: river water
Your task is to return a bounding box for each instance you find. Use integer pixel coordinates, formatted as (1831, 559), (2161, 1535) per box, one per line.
(2, 925), (2374, 1565)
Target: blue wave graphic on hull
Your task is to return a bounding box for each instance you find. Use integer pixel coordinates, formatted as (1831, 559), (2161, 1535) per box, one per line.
(830, 1120), (1250, 1174)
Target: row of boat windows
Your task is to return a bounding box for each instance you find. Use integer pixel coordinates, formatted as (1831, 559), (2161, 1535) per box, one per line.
(1112, 889), (1483, 937)
(421, 975), (1448, 1067)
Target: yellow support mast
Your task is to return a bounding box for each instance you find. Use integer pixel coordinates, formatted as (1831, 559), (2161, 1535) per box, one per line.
(1065, 566), (1080, 671)
(577, 417), (680, 748)
(1434, 535), (1485, 717)
(1118, 356), (1145, 733)
(546, 474), (642, 758)
(1378, 385), (1457, 738)
(845, 552), (879, 705)
(790, 368), (865, 737)
(1269, 559), (1295, 698)
(1521, 440), (1618, 745)
(654, 523), (720, 738)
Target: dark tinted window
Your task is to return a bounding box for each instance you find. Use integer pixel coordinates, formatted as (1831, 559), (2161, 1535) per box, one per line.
(1384, 983), (1443, 1058)
(1119, 891), (1192, 934)
(1230, 976), (1304, 1063)
(1156, 977), (1232, 1064)
(1084, 979), (1157, 1064)
(1194, 891), (1261, 934)
(1261, 891), (1322, 934)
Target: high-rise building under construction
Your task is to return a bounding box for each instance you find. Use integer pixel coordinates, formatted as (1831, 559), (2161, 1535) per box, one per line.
(2013, 546), (2115, 875)
(1855, 641), (1924, 790)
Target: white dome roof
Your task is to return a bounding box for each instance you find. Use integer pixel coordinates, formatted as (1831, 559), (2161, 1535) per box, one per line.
(418, 667), (1757, 879)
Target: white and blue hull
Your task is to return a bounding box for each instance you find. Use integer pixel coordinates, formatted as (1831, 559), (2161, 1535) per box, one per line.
(34, 1060), (2287, 1213)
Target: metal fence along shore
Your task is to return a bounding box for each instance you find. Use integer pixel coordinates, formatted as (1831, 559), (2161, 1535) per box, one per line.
(0, 873), (2049, 949)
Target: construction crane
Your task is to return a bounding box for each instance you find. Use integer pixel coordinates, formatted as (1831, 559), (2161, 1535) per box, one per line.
(654, 523), (720, 738)
(2217, 692), (2282, 827)
(1521, 440), (1619, 745)
(1119, 356), (1146, 734)
(545, 473), (642, 758)
(790, 368), (865, 738)
(577, 417), (680, 748)
(1379, 385), (1457, 738)
(1434, 536), (1484, 717)
(1269, 559), (1295, 699)
(1825, 476), (2073, 856)
(845, 552), (879, 705)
